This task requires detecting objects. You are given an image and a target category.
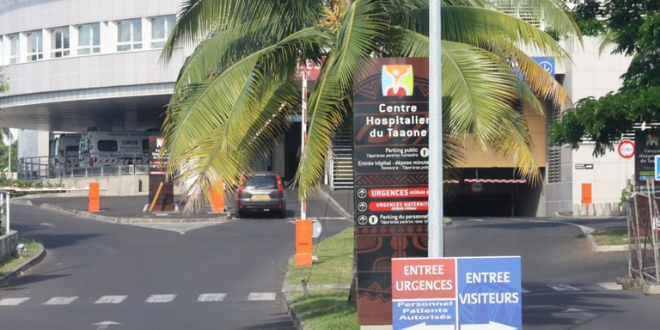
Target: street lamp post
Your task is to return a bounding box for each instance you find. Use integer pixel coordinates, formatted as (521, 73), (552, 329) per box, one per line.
(428, 0), (443, 258)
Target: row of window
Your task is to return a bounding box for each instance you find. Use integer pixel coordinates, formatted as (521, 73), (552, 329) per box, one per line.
(2, 15), (175, 64)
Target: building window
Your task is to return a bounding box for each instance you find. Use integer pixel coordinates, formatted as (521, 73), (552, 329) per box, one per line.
(117, 19), (142, 51)
(27, 30), (43, 61)
(51, 27), (70, 58)
(151, 15), (175, 48)
(8, 34), (19, 64)
(78, 23), (101, 55)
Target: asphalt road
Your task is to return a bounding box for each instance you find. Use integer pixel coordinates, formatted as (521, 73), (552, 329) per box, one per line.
(3, 193), (658, 330)
(447, 217), (658, 330)
(0, 190), (352, 330)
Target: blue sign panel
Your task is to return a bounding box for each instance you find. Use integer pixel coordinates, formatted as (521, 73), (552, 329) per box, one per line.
(392, 257), (522, 330)
(655, 155), (660, 181)
(532, 57), (555, 78)
(457, 257), (522, 330)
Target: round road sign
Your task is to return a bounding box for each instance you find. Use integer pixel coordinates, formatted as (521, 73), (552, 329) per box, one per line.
(618, 140), (635, 159)
(470, 182), (483, 194)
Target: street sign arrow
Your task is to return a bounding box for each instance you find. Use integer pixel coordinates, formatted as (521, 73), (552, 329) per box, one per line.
(461, 321), (516, 330)
(93, 321), (121, 330)
(402, 323), (455, 330)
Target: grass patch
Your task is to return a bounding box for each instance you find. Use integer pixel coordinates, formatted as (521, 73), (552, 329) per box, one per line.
(289, 290), (358, 330)
(592, 228), (629, 246)
(287, 228), (354, 286)
(0, 237), (42, 276)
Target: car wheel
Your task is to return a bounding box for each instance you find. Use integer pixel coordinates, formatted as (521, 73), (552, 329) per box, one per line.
(237, 210), (245, 218)
(277, 210), (286, 219)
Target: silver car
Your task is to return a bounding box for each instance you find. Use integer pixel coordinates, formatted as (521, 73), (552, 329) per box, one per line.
(236, 172), (287, 218)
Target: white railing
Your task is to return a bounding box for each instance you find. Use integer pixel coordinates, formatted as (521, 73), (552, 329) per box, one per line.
(18, 153), (152, 180)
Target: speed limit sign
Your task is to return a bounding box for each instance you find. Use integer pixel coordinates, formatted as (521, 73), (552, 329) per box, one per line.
(618, 140), (635, 159)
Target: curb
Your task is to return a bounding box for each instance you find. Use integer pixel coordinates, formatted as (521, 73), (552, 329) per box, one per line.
(586, 234), (628, 252)
(316, 187), (352, 221)
(552, 213), (627, 220)
(38, 203), (232, 224)
(0, 245), (46, 288)
(284, 292), (306, 330)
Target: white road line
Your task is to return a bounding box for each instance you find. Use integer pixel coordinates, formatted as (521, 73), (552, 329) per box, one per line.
(197, 293), (227, 302)
(522, 288), (531, 293)
(548, 284), (581, 292)
(43, 297), (78, 305)
(563, 308), (591, 313)
(469, 219), (484, 222)
(247, 292), (277, 301)
(146, 294), (176, 303)
(0, 298), (30, 306)
(597, 282), (622, 290)
(95, 296), (128, 304)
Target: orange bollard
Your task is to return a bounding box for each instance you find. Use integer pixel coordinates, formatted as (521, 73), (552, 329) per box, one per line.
(210, 182), (225, 213)
(89, 182), (100, 212)
(295, 220), (313, 266)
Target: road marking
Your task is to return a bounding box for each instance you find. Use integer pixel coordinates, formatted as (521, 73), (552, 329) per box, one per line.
(40, 223), (56, 228)
(43, 297), (78, 305)
(197, 293), (227, 302)
(521, 288), (531, 293)
(0, 298), (30, 306)
(548, 284), (581, 292)
(95, 296), (128, 304)
(597, 282), (622, 290)
(146, 294), (176, 303)
(469, 219), (484, 222)
(247, 292), (277, 301)
(563, 308), (590, 313)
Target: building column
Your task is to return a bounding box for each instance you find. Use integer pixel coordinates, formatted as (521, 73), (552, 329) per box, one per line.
(124, 109), (138, 131)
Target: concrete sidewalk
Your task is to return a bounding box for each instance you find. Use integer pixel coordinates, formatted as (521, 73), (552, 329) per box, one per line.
(15, 194), (231, 224)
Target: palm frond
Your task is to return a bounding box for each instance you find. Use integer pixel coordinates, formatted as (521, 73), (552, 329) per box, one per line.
(440, 6), (571, 61)
(295, 0), (388, 199)
(489, 0), (582, 44)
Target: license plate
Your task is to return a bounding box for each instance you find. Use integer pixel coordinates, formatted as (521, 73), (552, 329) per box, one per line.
(252, 195), (270, 200)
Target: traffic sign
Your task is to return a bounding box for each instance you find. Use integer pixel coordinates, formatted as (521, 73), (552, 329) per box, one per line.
(655, 155), (660, 181)
(470, 182), (483, 194)
(618, 140), (635, 159)
(392, 257), (521, 330)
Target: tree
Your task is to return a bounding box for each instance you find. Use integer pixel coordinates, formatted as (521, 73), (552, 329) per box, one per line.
(549, 0), (660, 154)
(0, 66), (8, 93)
(161, 0), (581, 207)
(0, 67), (11, 174)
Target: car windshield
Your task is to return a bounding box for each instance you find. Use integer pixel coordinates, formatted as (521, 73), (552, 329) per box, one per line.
(244, 176), (277, 189)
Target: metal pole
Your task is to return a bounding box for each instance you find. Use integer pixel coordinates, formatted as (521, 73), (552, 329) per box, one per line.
(428, 0), (443, 258)
(6, 192), (10, 233)
(8, 133), (11, 177)
(652, 180), (660, 284)
(301, 69), (308, 220)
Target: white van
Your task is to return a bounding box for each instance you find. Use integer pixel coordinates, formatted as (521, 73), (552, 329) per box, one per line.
(78, 131), (160, 168)
(50, 133), (81, 174)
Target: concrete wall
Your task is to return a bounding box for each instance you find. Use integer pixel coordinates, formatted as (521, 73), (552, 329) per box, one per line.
(571, 145), (633, 207)
(17, 130), (50, 160)
(0, 0), (182, 35)
(0, 231), (18, 260)
(3, 50), (184, 97)
(545, 146), (574, 215)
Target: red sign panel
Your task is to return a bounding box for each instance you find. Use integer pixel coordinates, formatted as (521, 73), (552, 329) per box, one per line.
(369, 188), (428, 198)
(392, 258), (456, 300)
(369, 201), (428, 212)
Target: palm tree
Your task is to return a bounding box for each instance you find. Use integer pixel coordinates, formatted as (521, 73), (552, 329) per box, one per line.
(160, 0), (581, 207)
